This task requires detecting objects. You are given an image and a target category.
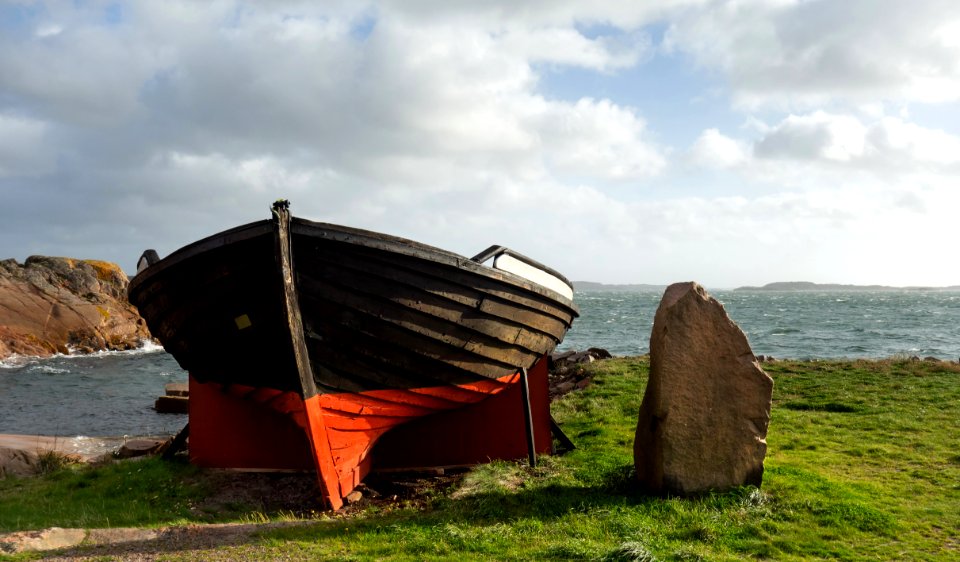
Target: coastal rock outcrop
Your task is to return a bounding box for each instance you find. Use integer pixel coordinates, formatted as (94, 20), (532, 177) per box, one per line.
(0, 256), (150, 360)
(634, 282), (773, 495)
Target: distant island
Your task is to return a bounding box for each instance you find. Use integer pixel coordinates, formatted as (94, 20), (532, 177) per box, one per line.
(733, 281), (960, 292)
(573, 280), (960, 293)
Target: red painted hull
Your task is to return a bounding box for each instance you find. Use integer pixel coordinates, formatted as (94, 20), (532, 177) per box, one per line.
(190, 365), (537, 510)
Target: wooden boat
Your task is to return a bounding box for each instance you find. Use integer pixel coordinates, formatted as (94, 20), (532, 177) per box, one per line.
(128, 201), (578, 509)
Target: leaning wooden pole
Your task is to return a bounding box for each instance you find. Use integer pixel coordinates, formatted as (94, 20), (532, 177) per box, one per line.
(272, 200), (344, 510)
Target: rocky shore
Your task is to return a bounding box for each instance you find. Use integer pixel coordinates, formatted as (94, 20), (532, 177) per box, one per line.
(0, 256), (150, 360)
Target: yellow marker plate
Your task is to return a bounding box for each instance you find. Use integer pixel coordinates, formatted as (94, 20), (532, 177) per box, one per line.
(234, 314), (252, 330)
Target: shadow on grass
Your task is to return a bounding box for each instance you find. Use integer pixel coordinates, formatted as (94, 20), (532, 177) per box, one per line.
(270, 463), (762, 543)
(781, 400), (862, 413)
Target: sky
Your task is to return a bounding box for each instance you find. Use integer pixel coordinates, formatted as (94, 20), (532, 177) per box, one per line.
(2, 0), (959, 289)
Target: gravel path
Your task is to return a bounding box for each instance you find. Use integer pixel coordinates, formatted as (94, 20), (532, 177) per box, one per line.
(38, 521), (315, 561)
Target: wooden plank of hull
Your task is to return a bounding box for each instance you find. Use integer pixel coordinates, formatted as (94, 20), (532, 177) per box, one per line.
(301, 294), (539, 386)
(294, 244), (573, 338)
(300, 396), (342, 510)
(213, 369), (519, 510)
(290, 219), (577, 325)
(297, 272), (557, 360)
(311, 371), (520, 505)
(289, 235), (574, 388)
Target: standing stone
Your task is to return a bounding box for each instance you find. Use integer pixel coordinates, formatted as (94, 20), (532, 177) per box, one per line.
(634, 282), (773, 495)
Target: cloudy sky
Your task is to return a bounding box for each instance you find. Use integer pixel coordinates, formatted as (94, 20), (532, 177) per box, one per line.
(2, 0), (959, 288)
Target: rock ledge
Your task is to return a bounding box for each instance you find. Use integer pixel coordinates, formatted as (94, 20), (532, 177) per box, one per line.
(0, 256), (150, 360)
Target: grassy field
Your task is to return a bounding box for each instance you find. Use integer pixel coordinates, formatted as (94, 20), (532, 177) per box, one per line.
(1, 357), (958, 560)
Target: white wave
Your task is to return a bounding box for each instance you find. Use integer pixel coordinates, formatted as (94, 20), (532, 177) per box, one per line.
(32, 364), (70, 374)
(62, 339), (165, 359)
(0, 339), (165, 369)
(0, 354), (38, 369)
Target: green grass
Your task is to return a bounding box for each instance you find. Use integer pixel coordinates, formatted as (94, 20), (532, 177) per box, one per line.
(2, 357), (959, 560)
(0, 457), (205, 532)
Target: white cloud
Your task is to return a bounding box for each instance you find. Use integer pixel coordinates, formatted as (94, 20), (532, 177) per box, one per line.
(752, 111), (960, 170)
(379, 0), (706, 29)
(535, 98), (666, 180)
(688, 128), (748, 168)
(867, 117), (960, 166)
(500, 27), (652, 71)
(665, 0), (960, 107)
(755, 111), (867, 162)
(35, 24), (63, 38)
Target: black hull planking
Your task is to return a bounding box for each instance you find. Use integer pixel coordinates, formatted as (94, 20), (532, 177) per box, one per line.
(128, 216), (578, 399)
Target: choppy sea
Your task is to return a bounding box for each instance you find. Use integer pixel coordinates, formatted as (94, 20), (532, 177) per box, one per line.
(560, 289), (960, 359)
(2, 289), (958, 437)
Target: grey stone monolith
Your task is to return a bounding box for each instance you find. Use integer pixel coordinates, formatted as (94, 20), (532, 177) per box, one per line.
(634, 282), (773, 495)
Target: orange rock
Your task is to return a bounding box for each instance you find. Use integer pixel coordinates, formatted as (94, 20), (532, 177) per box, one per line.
(0, 256), (151, 360)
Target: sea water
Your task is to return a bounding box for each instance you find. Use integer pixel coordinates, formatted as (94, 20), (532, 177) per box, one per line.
(0, 342), (187, 437)
(560, 289), (960, 360)
(2, 289), (959, 436)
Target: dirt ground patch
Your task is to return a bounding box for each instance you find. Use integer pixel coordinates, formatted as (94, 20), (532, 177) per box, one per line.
(25, 469), (467, 561)
(187, 466), (467, 519)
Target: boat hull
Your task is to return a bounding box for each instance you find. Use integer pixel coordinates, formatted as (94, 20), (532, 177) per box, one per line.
(129, 209), (577, 509)
(187, 355), (553, 502)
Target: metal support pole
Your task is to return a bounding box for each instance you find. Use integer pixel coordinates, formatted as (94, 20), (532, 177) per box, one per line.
(519, 367), (537, 467)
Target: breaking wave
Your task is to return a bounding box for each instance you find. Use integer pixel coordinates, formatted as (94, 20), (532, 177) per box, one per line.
(0, 339), (164, 369)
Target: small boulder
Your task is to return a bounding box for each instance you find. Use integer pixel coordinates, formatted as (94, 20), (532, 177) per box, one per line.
(155, 395), (189, 414)
(550, 350), (577, 363)
(115, 439), (166, 459)
(555, 381), (576, 394)
(0, 527), (87, 554)
(570, 351), (595, 364)
(634, 282), (773, 495)
(550, 347), (612, 373)
(587, 347), (613, 360)
(548, 347), (611, 399)
(164, 382), (190, 397)
(0, 447), (38, 478)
